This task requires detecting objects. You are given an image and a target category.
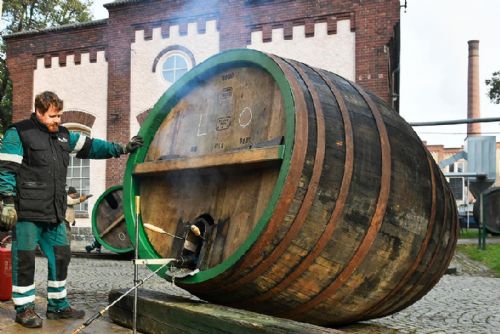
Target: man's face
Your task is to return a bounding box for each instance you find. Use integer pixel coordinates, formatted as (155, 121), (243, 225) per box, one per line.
(36, 105), (63, 133)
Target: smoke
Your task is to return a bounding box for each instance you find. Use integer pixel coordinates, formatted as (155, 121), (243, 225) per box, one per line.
(174, 0), (219, 20)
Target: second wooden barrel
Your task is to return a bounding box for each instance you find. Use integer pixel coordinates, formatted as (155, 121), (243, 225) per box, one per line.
(123, 49), (458, 326)
(91, 185), (132, 253)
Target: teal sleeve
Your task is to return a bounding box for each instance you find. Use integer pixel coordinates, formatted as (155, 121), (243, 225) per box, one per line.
(89, 137), (124, 159)
(68, 131), (124, 159)
(69, 131), (81, 151)
(0, 128), (24, 197)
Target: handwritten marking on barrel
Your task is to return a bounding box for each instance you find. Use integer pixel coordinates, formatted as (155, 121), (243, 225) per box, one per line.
(118, 232), (126, 241)
(222, 72), (235, 81)
(239, 107), (252, 128)
(197, 113), (208, 137)
(214, 142), (224, 150)
(219, 87), (233, 103)
(216, 116), (232, 131)
(240, 137), (251, 145)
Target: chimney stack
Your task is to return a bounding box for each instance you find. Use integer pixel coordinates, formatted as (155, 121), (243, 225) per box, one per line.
(467, 40), (480, 136)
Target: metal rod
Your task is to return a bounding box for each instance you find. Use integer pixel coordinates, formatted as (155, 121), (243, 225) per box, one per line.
(133, 195), (141, 334)
(143, 223), (184, 239)
(443, 172), (487, 178)
(478, 193), (482, 249)
(481, 192), (487, 250)
(409, 117), (500, 127)
(71, 260), (173, 334)
(466, 178), (470, 229)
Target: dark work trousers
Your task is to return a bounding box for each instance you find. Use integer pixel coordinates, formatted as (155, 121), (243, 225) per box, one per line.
(11, 221), (71, 313)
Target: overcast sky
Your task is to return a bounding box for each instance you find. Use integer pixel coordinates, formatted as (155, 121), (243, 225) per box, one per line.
(92, 0), (500, 148)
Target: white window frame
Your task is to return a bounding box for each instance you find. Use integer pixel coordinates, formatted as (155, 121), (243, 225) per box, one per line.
(159, 51), (192, 84)
(64, 124), (91, 217)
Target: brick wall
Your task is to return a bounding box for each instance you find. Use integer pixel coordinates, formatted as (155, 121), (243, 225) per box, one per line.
(5, 22), (107, 122)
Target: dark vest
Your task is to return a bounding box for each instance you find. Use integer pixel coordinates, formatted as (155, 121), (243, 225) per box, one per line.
(12, 115), (71, 223)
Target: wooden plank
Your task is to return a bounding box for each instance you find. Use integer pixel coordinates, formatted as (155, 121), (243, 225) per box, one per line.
(108, 289), (343, 334)
(134, 145), (284, 175)
(99, 214), (125, 239)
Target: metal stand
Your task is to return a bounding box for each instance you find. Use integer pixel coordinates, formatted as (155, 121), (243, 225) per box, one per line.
(478, 192), (487, 250)
(466, 177), (470, 229)
(71, 257), (175, 334)
(133, 196), (140, 334)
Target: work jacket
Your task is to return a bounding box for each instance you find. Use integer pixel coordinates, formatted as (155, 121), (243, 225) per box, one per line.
(13, 115), (70, 222)
(0, 113), (125, 223)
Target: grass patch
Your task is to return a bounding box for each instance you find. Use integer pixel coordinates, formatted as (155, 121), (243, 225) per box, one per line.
(457, 244), (500, 276)
(459, 228), (500, 239)
(459, 229), (479, 239)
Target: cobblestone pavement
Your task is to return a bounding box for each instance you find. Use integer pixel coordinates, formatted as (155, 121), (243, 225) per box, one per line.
(0, 250), (498, 334)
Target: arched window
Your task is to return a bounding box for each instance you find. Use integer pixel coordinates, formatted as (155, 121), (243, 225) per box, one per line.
(162, 52), (190, 83)
(65, 126), (91, 217)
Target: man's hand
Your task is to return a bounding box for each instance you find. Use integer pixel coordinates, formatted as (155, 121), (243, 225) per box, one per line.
(79, 194), (93, 202)
(1, 203), (17, 230)
(123, 136), (144, 154)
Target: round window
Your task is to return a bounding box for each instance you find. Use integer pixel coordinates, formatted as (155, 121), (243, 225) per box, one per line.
(162, 54), (189, 83)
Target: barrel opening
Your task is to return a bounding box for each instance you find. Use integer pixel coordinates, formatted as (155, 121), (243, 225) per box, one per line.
(104, 193), (119, 210)
(174, 214), (214, 270)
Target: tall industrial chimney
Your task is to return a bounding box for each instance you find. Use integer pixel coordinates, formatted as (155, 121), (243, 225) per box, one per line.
(467, 40), (480, 136)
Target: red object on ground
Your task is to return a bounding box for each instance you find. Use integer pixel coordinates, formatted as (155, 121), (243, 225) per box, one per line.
(0, 246), (12, 301)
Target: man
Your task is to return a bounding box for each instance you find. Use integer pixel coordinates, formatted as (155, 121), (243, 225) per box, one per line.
(0, 91), (143, 328)
(65, 186), (92, 246)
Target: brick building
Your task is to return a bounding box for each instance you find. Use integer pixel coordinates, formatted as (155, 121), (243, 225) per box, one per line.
(4, 0), (401, 226)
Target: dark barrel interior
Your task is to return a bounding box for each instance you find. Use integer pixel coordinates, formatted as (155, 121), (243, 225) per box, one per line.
(483, 187), (500, 234)
(123, 49), (458, 326)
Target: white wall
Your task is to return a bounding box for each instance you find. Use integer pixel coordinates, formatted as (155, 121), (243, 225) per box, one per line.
(33, 51), (109, 226)
(130, 20), (220, 136)
(247, 20), (355, 81)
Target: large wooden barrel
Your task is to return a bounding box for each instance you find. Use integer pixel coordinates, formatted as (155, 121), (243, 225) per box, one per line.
(91, 185), (132, 253)
(123, 49), (458, 326)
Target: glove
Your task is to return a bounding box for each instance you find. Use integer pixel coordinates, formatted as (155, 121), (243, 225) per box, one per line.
(1, 203), (17, 230)
(123, 136), (144, 154)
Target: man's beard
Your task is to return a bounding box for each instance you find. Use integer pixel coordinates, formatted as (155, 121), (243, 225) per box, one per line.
(47, 124), (59, 132)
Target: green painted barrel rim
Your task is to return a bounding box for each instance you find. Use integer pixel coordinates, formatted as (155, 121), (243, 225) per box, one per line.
(123, 49), (295, 283)
(91, 185), (133, 253)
